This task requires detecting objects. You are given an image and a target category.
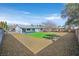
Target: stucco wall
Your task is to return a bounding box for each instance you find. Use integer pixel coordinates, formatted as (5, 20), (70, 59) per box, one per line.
(15, 26), (22, 34)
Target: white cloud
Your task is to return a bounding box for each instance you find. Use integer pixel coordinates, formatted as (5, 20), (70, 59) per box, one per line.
(7, 20), (31, 25)
(0, 16), (7, 21)
(45, 14), (62, 20)
(0, 14), (66, 26)
(21, 11), (31, 15)
(0, 16), (31, 25)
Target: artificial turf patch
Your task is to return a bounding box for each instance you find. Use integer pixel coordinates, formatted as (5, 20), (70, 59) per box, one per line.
(26, 32), (59, 39)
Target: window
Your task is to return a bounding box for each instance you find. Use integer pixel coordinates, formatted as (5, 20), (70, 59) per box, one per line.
(32, 28), (35, 31)
(40, 28), (43, 30)
(32, 28), (35, 32)
(27, 28), (30, 31)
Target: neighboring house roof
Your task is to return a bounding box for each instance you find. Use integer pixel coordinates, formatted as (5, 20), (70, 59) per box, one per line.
(58, 26), (65, 29)
(8, 25), (17, 30)
(17, 25), (46, 29)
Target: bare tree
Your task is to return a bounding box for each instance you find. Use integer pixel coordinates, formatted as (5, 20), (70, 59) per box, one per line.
(42, 20), (57, 32)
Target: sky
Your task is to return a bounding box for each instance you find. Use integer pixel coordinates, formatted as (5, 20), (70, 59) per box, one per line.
(0, 3), (67, 26)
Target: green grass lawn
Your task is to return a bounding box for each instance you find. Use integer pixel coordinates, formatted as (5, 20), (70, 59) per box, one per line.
(26, 32), (58, 39)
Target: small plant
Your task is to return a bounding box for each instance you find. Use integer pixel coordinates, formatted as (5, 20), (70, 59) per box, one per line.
(43, 34), (60, 41)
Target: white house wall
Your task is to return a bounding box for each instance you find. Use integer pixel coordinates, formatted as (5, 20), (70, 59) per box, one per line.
(35, 28), (41, 32)
(15, 26), (22, 34)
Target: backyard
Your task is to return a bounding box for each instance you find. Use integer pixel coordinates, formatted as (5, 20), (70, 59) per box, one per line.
(1, 31), (74, 56)
(8, 32), (67, 55)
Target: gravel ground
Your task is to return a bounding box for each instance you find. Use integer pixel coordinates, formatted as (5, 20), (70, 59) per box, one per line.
(11, 33), (52, 54)
(0, 33), (34, 56)
(36, 33), (79, 56)
(0, 32), (79, 56)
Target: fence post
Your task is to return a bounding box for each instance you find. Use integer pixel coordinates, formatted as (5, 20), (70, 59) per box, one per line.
(75, 29), (79, 43)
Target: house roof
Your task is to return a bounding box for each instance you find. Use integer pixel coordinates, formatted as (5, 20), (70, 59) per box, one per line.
(17, 25), (46, 29)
